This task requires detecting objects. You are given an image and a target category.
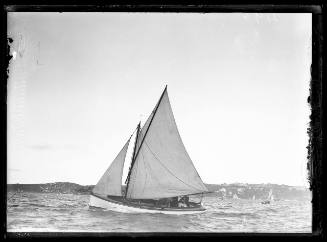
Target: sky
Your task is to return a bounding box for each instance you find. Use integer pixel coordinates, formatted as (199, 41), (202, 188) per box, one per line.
(7, 12), (311, 187)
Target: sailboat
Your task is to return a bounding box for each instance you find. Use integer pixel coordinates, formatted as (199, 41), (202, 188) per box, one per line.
(261, 189), (274, 204)
(233, 193), (239, 199)
(89, 86), (209, 214)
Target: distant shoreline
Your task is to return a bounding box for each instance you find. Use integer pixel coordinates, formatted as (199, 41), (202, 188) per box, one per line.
(7, 182), (311, 201)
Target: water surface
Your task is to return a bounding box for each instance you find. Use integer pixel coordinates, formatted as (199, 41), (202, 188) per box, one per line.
(7, 192), (311, 232)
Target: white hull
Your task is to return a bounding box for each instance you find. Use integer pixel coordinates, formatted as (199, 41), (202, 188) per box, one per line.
(89, 194), (205, 215)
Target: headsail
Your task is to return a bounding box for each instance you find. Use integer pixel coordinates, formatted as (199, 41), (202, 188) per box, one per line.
(126, 88), (208, 199)
(92, 138), (131, 196)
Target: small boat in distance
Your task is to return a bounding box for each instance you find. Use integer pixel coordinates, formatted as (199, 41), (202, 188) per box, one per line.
(233, 193), (240, 199)
(261, 189), (274, 205)
(89, 86), (209, 214)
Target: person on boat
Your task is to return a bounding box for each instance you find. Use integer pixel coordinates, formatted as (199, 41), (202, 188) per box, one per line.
(168, 197), (174, 207)
(178, 199), (187, 208)
(178, 196), (190, 208)
(157, 198), (172, 207)
(159, 197), (171, 207)
(184, 196), (190, 207)
(170, 196), (179, 207)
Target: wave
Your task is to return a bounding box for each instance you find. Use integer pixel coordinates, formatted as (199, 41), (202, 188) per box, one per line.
(258, 207), (279, 213)
(8, 204), (19, 207)
(210, 211), (260, 219)
(26, 203), (51, 208)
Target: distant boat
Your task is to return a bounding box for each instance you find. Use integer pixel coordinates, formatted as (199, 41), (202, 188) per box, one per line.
(233, 193), (239, 199)
(89, 86), (209, 214)
(261, 189), (274, 204)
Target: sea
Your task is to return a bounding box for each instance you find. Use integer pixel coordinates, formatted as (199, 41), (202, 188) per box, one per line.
(7, 192), (311, 233)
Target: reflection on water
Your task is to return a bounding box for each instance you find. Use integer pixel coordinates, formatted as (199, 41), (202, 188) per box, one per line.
(7, 192), (311, 232)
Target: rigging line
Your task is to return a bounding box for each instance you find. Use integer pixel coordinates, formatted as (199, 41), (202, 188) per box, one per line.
(143, 140), (205, 192)
(8, 191), (18, 202)
(124, 124), (138, 148)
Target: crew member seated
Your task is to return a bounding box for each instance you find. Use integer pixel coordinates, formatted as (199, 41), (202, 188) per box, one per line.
(170, 196), (179, 207)
(178, 196), (190, 208)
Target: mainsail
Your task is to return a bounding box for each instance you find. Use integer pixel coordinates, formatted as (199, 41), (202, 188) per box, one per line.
(92, 138), (131, 196)
(126, 87), (208, 199)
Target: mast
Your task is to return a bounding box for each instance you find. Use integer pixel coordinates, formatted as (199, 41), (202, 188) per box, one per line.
(125, 85), (167, 197)
(131, 122), (141, 167)
(125, 122), (141, 188)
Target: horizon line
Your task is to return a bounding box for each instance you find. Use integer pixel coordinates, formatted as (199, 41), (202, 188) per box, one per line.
(7, 181), (309, 188)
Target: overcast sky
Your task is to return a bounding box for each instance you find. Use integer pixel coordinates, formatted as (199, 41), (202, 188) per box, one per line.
(7, 12), (311, 187)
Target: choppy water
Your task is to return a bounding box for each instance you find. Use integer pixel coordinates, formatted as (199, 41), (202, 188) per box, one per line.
(7, 192), (311, 233)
